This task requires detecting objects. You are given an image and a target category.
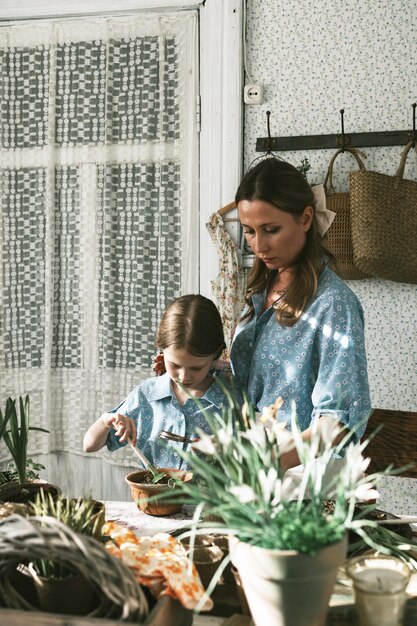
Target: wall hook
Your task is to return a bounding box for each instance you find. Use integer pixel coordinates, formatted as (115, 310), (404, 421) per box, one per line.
(266, 110), (272, 153)
(340, 109), (345, 152)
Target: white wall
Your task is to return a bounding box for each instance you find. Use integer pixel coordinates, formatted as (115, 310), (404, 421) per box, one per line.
(243, 0), (417, 513)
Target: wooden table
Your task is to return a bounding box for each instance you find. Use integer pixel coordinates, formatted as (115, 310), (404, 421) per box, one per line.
(103, 501), (242, 620)
(103, 503), (417, 626)
(3, 504), (414, 625)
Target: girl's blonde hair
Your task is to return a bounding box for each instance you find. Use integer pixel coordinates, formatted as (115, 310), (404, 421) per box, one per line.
(235, 157), (334, 326)
(156, 294), (225, 358)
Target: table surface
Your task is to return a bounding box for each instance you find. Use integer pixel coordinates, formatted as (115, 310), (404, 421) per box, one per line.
(104, 502), (417, 626)
(104, 501), (238, 625)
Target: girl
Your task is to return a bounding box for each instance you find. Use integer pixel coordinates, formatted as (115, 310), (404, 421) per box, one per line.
(83, 295), (227, 469)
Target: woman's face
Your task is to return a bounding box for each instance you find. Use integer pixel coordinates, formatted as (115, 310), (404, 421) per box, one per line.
(238, 199), (313, 270)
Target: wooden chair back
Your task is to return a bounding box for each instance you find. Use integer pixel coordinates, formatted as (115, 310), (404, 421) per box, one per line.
(361, 408), (417, 478)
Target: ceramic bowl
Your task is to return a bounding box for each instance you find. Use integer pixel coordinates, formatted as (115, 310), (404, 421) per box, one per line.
(125, 469), (193, 516)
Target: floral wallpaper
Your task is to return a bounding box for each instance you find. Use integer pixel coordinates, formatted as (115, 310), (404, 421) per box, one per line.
(244, 0), (417, 513)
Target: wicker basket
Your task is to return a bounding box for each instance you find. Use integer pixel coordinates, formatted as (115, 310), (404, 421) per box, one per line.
(323, 147), (370, 280)
(350, 141), (417, 284)
(0, 514), (149, 621)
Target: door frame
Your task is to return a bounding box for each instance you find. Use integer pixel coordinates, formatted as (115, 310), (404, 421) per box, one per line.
(199, 0), (243, 296)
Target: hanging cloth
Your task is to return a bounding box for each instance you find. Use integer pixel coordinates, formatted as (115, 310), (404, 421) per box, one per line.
(206, 211), (247, 353)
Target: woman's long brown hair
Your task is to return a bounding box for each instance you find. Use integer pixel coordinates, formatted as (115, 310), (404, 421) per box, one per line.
(236, 158), (334, 326)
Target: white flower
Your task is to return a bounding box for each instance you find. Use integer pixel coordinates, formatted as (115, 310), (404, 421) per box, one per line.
(258, 467), (278, 503)
(229, 484), (257, 504)
(241, 401), (250, 428)
(315, 413), (343, 448)
(345, 444), (371, 483)
(192, 432), (217, 455)
(217, 428), (232, 447)
(271, 421), (294, 454)
(259, 397), (284, 423)
(352, 482), (380, 502)
(271, 475), (299, 505)
(241, 423), (268, 448)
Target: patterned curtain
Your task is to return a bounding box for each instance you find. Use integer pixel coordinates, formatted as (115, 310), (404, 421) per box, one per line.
(0, 13), (198, 491)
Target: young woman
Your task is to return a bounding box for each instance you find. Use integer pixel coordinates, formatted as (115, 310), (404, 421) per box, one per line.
(83, 295), (227, 469)
(230, 157), (371, 472)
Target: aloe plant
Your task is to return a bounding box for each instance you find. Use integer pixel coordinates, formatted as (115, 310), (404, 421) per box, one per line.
(0, 403), (13, 483)
(31, 491), (105, 579)
(0, 395), (49, 484)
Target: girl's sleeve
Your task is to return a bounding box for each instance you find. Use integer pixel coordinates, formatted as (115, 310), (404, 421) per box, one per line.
(310, 294), (371, 442)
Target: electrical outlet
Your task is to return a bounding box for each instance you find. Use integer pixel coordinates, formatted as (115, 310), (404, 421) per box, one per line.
(244, 84), (263, 104)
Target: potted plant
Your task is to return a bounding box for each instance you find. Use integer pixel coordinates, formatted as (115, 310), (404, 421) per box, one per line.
(125, 443), (193, 516)
(125, 468), (193, 516)
(160, 387), (391, 626)
(0, 395), (59, 503)
(0, 513), (149, 622)
(18, 491), (106, 615)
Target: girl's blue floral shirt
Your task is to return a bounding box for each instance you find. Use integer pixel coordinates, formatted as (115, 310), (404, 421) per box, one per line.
(230, 267), (371, 440)
(106, 372), (226, 469)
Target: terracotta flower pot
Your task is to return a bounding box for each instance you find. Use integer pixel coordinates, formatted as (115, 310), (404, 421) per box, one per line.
(0, 481), (61, 505)
(229, 535), (347, 626)
(125, 469), (193, 516)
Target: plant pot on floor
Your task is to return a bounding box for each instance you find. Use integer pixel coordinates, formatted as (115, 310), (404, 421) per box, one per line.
(229, 534), (347, 626)
(10, 565), (100, 616)
(0, 481), (61, 505)
(31, 568), (100, 616)
(125, 469), (193, 516)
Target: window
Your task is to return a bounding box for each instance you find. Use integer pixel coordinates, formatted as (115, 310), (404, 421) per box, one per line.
(0, 11), (198, 456)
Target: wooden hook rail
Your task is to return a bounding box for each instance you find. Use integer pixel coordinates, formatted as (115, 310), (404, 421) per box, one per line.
(256, 105), (417, 152)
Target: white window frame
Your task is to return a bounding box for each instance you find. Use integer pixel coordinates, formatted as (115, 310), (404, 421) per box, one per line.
(0, 0), (244, 298)
(199, 0), (243, 297)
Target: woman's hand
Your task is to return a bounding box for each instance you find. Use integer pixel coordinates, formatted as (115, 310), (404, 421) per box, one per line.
(101, 412), (137, 444)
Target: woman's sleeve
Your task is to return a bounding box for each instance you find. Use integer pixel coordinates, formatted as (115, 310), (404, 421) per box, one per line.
(310, 294), (371, 441)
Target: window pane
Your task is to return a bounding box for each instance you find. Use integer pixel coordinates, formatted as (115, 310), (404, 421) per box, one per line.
(55, 41), (107, 146)
(0, 47), (50, 148)
(1, 168), (46, 367)
(97, 161), (181, 369)
(52, 166), (82, 368)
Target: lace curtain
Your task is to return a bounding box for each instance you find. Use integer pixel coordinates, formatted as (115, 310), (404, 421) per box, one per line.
(0, 12), (198, 497)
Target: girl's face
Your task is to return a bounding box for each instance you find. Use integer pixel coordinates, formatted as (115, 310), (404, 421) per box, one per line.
(238, 199), (313, 270)
(163, 347), (217, 392)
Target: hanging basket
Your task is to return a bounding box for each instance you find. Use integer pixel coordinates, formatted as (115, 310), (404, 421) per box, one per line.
(0, 514), (149, 621)
(350, 141), (417, 284)
(323, 147), (370, 280)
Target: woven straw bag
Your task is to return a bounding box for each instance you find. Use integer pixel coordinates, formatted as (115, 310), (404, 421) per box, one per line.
(323, 147), (369, 280)
(350, 141), (417, 284)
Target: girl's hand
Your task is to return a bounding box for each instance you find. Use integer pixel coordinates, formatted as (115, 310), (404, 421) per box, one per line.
(101, 412), (137, 444)
(153, 352), (166, 376)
